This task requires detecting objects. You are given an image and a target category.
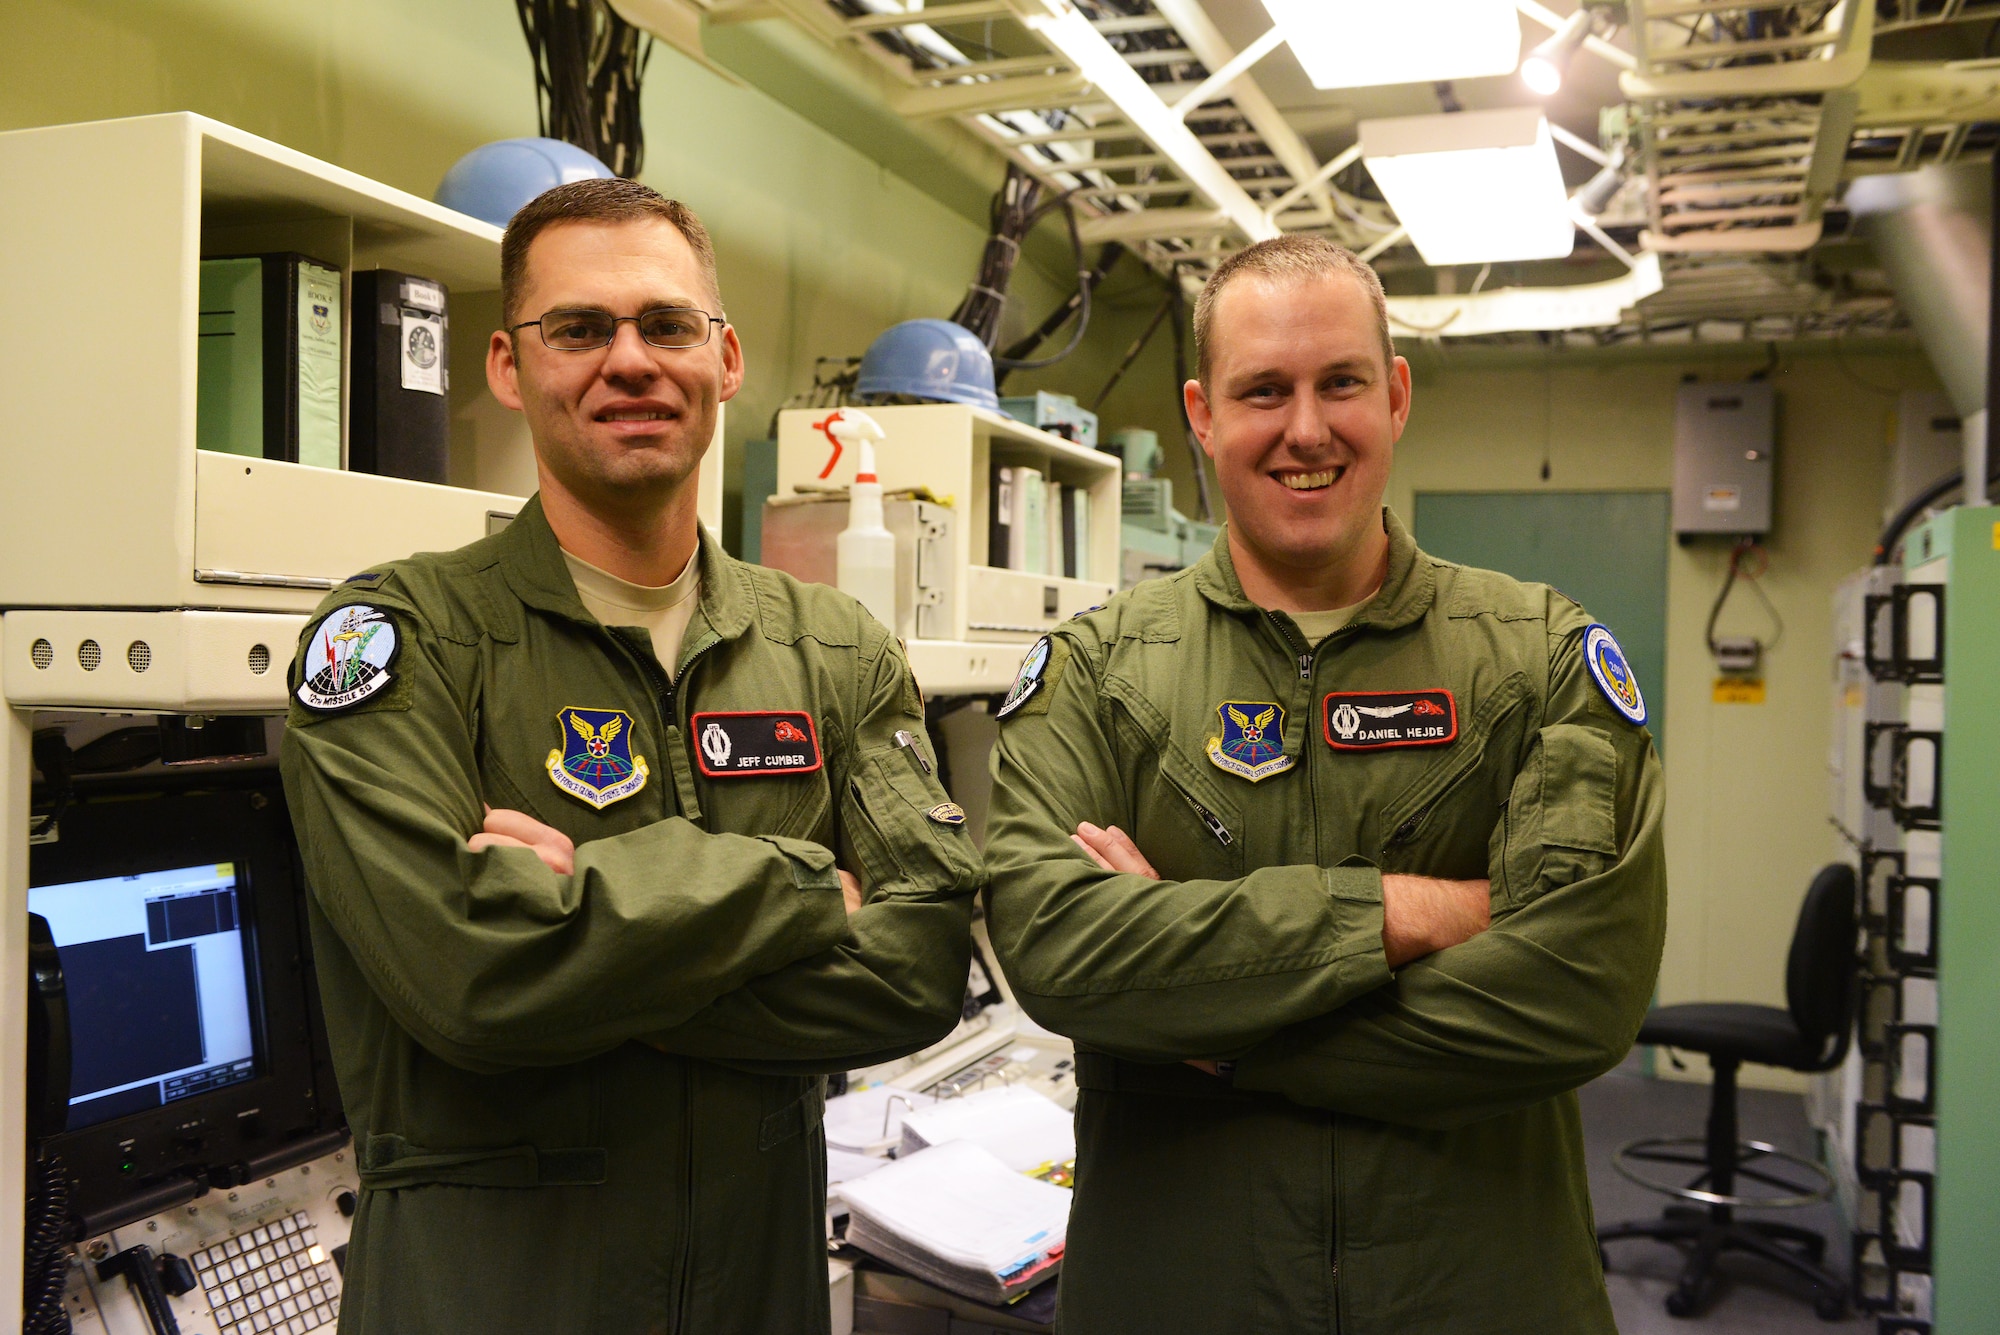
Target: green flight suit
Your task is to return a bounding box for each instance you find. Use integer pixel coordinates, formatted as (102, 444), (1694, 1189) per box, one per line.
(279, 496), (981, 1335)
(984, 511), (1666, 1334)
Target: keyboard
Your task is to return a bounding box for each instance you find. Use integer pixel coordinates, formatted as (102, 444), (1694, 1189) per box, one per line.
(191, 1210), (341, 1334)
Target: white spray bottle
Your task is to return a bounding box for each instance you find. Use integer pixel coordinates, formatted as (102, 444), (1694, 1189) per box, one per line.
(832, 410), (898, 631)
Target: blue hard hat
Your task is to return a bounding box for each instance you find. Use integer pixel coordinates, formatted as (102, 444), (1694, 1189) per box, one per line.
(435, 138), (615, 228)
(855, 319), (1000, 412)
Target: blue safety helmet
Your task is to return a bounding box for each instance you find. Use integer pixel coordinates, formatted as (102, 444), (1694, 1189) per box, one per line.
(435, 138), (615, 228)
(855, 319), (1000, 412)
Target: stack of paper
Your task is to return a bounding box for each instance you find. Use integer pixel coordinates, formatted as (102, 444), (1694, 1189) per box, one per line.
(839, 1140), (1070, 1306)
(898, 1086), (1075, 1174)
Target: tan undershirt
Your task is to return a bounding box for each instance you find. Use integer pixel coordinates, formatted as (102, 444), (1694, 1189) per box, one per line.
(563, 549), (702, 678)
(1289, 601), (1368, 647)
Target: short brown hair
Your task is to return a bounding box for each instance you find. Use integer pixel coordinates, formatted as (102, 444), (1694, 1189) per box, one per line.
(500, 178), (721, 326)
(1192, 235), (1394, 385)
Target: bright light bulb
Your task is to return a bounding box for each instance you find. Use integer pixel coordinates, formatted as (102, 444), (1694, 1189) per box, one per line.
(1521, 55), (1564, 96)
(1262, 0), (1522, 91)
(1521, 9), (1593, 98)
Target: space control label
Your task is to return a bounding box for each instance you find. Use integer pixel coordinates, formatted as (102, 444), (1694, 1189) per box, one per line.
(691, 711), (823, 777)
(1322, 691), (1459, 750)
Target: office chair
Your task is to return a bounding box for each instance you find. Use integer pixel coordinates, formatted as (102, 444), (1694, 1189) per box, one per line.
(1598, 862), (1858, 1321)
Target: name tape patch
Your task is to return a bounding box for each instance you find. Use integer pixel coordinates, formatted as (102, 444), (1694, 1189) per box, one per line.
(692, 711), (823, 777)
(1323, 690), (1458, 750)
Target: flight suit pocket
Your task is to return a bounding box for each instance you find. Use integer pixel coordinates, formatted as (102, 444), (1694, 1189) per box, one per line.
(1105, 680), (1244, 880)
(844, 744), (981, 896)
(1494, 723), (1619, 910)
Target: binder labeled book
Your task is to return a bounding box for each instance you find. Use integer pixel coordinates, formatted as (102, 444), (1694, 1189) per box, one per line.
(1016, 467), (1048, 576)
(349, 270), (451, 483)
(197, 253), (343, 470)
(988, 464), (1015, 569)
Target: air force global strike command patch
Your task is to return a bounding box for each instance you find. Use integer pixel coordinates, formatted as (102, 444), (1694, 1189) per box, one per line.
(995, 637), (1052, 720)
(1207, 701), (1294, 782)
(1323, 690), (1458, 750)
(690, 712), (823, 777)
(1583, 623), (1648, 725)
(297, 605), (399, 712)
(547, 708), (650, 808)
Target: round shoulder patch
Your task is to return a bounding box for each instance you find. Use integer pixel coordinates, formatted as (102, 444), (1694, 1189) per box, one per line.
(995, 636), (1052, 719)
(297, 604), (400, 712)
(1582, 623), (1647, 725)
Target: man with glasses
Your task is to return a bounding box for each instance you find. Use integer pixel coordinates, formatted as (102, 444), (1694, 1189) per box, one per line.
(281, 179), (981, 1334)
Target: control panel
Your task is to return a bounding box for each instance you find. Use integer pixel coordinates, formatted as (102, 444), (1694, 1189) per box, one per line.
(43, 1148), (355, 1335)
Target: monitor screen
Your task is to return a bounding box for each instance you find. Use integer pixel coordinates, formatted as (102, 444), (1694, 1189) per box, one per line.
(29, 861), (261, 1130)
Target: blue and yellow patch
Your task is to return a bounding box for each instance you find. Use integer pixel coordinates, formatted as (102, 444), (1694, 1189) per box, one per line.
(546, 707), (650, 809)
(1583, 624), (1647, 725)
(1206, 701), (1294, 782)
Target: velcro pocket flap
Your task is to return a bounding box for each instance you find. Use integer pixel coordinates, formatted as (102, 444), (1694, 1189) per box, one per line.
(1495, 723), (1619, 908)
(846, 745), (981, 895)
(1540, 723), (1619, 854)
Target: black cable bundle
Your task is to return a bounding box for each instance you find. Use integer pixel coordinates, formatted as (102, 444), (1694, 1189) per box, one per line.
(515, 0), (654, 177)
(22, 1152), (73, 1335)
(951, 164), (1045, 348)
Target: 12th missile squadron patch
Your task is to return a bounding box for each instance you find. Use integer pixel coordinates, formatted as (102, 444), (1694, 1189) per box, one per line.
(297, 605), (399, 712)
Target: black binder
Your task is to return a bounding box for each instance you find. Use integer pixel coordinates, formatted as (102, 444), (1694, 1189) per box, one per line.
(349, 269), (451, 483)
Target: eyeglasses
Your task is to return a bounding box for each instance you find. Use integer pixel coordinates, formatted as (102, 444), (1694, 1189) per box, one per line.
(509, 307), (726, 351)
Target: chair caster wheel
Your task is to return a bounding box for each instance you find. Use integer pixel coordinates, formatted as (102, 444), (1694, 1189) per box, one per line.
(1814, 1293), (1846, 1321)
(1665, 1288), (1699, 1318)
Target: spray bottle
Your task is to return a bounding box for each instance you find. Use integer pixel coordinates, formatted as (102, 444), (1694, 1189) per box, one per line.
(831, 410), (898, 630)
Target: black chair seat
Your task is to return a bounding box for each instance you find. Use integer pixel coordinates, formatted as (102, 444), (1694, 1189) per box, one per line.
(1637, 1002), (1817, 1069)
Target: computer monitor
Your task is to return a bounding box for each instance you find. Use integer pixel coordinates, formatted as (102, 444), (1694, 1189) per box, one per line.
(28, 779), (345, 1235)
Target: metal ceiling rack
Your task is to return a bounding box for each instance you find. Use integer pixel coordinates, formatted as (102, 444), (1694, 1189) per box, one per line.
(674, 0), (2000, 342)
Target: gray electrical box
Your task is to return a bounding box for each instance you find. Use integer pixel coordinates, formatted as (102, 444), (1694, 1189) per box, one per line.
(1673, 380), (1774, 537)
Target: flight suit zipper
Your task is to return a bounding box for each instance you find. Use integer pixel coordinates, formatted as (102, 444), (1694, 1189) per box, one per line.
(1266, 611), (1319, 681)
(603, 624), (717, 1333)
(1179, 790), (1234, 847)
(608, 626), (723, 822)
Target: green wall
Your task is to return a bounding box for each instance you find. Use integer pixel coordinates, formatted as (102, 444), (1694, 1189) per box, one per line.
(1, 0), (1193, 537)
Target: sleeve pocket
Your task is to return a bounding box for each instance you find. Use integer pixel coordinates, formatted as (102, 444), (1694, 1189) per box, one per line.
(845, 745), (983, 897)
(1495, 723), (1619, 909)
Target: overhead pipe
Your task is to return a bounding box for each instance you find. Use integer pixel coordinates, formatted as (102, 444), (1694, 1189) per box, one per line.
(1848, 158), (1993, 503)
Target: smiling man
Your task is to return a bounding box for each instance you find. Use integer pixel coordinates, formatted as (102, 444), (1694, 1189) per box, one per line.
(279, 180), (980, 1334)
(982, 236), (1667, 1333)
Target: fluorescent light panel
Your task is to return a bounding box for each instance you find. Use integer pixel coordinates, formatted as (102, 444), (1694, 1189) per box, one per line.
(1360, 108), (1576, 266)
(1262, 0), (1522, 90)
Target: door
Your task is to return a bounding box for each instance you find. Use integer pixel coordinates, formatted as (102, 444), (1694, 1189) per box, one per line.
(1413, 491), (1670, 751)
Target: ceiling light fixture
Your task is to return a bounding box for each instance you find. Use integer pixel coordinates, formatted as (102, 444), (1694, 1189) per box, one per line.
(1360, 108), (1576, 266)
(1260, 0), (1522, 91)
(1521, 7), (1594, 96)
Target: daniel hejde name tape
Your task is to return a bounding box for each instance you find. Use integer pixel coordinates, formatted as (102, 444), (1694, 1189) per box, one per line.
(1322, 690), (1460, 750)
